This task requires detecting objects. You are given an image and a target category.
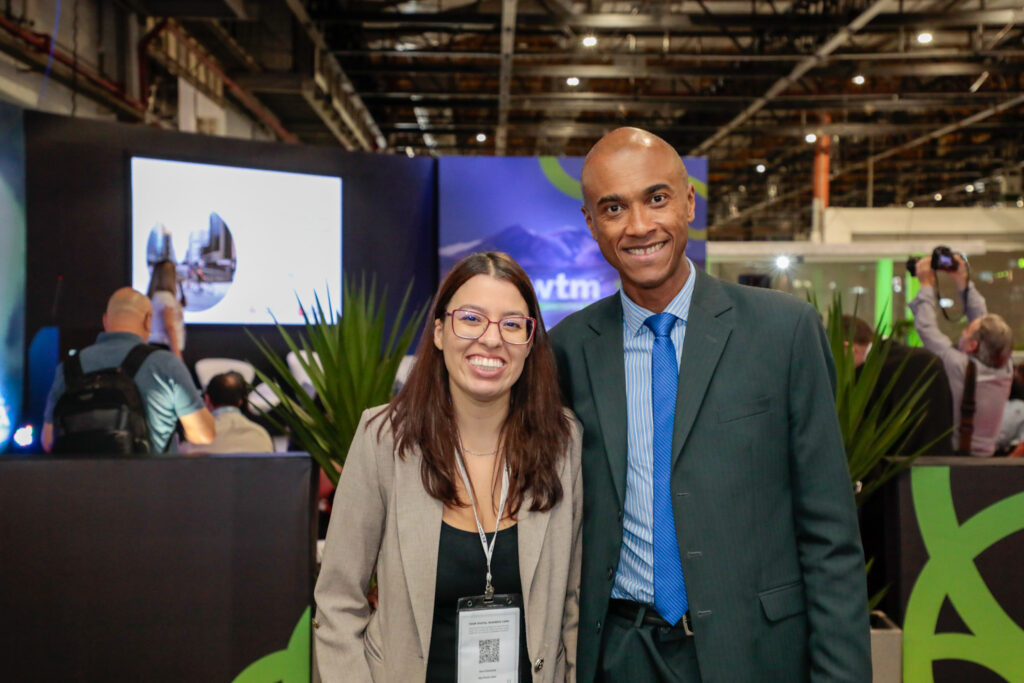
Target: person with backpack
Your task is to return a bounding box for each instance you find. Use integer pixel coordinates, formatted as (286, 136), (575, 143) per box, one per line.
(41, 287), (215, 455)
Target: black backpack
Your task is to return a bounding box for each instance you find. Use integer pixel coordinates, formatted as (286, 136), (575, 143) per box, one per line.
(51, 344), (159, 455)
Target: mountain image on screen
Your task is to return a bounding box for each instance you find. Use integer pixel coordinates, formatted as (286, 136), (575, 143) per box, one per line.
(146, 212), (237, 313)
(440, 224), (619, 327)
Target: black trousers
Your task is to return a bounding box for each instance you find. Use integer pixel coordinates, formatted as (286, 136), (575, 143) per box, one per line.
(599, 605), (703, 683)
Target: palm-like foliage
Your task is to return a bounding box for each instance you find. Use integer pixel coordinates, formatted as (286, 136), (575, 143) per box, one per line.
(825, 295), (947, 505)
(248, 276), (427, 484)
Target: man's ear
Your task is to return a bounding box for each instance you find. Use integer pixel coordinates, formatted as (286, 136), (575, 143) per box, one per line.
(143, 311), (153, 337)
(582, 206), (598, 240)
(686, 182), (696, 223)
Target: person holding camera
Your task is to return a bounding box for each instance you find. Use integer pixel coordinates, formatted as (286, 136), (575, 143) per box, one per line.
(908, 249), (1014, 456)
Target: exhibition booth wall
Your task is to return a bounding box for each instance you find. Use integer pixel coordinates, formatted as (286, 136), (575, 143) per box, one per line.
(22, 108), (438, 379)
(0, 100), (25, 451)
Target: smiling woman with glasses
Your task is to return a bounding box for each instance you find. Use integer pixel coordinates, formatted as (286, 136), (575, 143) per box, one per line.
(314, 251), (582, 683)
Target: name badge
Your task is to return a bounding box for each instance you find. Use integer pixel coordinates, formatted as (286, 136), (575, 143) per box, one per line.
(456, 593), (522, 682)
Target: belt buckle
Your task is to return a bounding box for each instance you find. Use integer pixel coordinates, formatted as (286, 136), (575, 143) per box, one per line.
(681, 612), (693, 636)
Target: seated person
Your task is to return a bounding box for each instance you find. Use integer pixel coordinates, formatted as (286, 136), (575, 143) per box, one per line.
(42, 288), (215, 453)
(996, 364), (1024, 455)
(908, 253), (1014, 456)
(181, 371), (273, 454)
(843, 314), (954, 455)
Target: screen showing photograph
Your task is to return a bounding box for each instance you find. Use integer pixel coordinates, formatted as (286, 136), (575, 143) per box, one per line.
(131, 157), (342, 325)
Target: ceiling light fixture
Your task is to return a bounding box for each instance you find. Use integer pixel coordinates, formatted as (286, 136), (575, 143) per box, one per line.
(775, 255), (792, 270)
(965, 184), (975, 193)
(934, 193), (943, 201)
(566, 76), (580, 87)
(476, 133), (487, 142)
(582, 35), (598, 48)
(755, 163), (766, 173)
(852, 74), (866, 85)
(916, 31), (934, 44)
(805, 133), (817, 143)
(906, 201), (915, 208)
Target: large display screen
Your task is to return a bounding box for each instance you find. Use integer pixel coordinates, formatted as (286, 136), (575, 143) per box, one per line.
(131, 157), (342, 325)
(439, 156), (707, 328)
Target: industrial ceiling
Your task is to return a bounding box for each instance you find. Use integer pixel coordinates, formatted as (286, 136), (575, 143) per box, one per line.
(6, 0), (1024, 237)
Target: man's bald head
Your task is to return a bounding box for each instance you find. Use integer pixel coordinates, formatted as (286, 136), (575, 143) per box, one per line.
(581, 127), (688, 208)
(103, 287), (153, 338)
(578, 126), (695, 312)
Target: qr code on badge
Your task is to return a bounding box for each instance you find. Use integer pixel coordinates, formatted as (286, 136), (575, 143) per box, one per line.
(478, 638), (500, 664)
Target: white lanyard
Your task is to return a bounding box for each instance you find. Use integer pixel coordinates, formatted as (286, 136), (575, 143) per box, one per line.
(454, 451), (510, 601)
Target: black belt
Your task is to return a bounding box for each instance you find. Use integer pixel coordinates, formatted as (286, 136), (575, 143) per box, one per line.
(608, 599), (694, 636)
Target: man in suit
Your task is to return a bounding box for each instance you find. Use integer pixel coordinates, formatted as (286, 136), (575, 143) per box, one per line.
(550, 128), (870, 682)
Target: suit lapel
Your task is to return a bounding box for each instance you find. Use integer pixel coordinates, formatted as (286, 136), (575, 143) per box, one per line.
(394, 448), (444, 659)
(582, 295), (628, 507)
(672, 269), (733, 466)
(516, 489), (549, 653)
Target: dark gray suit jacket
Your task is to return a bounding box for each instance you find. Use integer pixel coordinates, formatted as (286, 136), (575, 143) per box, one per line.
(550, 268), (871, 683)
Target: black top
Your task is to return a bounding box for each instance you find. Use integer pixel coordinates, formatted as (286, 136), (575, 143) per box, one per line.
(425, 522), (531, 682)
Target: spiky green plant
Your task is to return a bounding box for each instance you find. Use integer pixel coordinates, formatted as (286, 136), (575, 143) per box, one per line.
(248, 276), (427, 484)
(824, 295), (949, 505)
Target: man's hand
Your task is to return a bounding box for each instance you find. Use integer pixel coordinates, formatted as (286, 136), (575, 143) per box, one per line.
(951, 253), (969, 290)
(915, 256), (936, 287)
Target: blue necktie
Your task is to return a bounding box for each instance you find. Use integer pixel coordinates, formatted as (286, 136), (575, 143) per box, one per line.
(644, 312), (688, 625)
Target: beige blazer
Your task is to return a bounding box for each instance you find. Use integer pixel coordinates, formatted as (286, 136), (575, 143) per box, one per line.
(314, 406), (582, 683)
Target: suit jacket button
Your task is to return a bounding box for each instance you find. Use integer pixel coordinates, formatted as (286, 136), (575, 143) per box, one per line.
(607, 566), (614, 580)
(596, 619), (602, 633)
(533, 657), (544, 672)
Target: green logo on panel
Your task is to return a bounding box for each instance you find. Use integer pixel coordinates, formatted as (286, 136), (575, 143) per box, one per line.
(232, 607), (311, 683)
(902, 467), (1024, 681)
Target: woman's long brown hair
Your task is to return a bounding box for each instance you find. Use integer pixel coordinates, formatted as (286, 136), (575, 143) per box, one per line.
(376, 251), (571, 514)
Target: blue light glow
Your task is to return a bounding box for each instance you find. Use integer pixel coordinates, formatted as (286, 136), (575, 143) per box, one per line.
(0, 392), (10, 445)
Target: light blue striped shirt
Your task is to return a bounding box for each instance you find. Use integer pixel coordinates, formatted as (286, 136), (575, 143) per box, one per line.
(611, 259), (696, 604)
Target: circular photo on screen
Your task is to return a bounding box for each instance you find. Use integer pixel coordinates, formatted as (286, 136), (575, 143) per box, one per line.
(146, 212), (237, 313)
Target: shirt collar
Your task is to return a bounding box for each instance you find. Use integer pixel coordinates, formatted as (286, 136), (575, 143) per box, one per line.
(212, 406), (241, 417)
(621, 257), (696, 337)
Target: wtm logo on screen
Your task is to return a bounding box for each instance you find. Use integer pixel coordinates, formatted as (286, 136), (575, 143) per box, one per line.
(438, 155), (707, 328)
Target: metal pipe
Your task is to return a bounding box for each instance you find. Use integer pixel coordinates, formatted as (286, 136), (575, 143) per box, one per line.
(141, 20), (299, 144)
(0, 12), (146, 114)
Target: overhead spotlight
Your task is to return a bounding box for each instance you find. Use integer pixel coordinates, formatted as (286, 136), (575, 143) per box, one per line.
(805, 133), (817, 143)
(775, 255), (792, 270)
(405, 146), (415, 158)
(934, 192), (943, 201)
(566, 76), (580, 87)
(581, 35), (598, 48)
(965, 184), (975, 193)
(476, 132), (487, 142)
(1017, 197), (1024, 208)
(852, 74), (866, 85)
(906, 200), (915, 208)
(916, 31), (934, 44)
(755, 163), (766, 173)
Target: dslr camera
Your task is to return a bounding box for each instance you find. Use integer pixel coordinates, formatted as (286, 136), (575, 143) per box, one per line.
(907, 245), (961, 277)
